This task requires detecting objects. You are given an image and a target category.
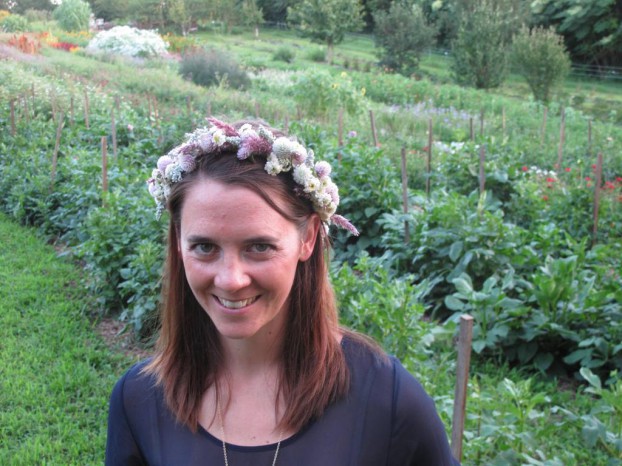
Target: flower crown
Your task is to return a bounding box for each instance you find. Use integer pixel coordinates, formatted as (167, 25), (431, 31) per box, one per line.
(147, 118), (359, 236)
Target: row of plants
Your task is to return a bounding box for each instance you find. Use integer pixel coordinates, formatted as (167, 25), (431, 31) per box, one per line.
(1, 37), (621, 463)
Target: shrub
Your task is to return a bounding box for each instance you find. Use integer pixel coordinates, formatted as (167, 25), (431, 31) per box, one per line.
(272, 46), (295, 63)
(305, 47), (326, 62)
(86, 26), (168, 58)
(373, 3), (436, 76)
(289, 69), (366, 118)
(179, 48), (251, 90)
(511, 26), (571, 104)
(1, 14), (28, 32)
(24, 9), (51, 22)
(52, 0), (91, 32)
(451, 0), (513, 89)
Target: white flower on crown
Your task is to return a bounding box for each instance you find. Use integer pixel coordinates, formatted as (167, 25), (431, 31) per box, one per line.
(211, 128), (226, 147)
(293, 165), (313, 185)
(304, 177), (320, 193)
(265, 153), (283, 175)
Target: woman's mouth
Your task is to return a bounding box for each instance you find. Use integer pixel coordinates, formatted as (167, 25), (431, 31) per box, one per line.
(216, 296), (258, 309)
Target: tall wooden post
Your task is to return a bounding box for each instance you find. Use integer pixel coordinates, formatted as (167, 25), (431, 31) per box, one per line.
(556, 108), (566, 169)
(451, 315), (474, 463)
(426, 119), (433, 198)
(592, 153), (603, 246)
(370, 110), (379, 147)
(540, 107), (548, 146)
(10, 99), (16, 136)
(479, 145), (486, 194)
(400, 147), (410, 244)
(101, 137), (108, 204)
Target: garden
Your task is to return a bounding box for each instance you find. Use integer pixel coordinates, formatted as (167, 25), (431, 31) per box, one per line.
(1, 1), (621, 464)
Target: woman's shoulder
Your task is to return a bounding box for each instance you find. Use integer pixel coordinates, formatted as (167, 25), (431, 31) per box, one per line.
(111, 358), (159, 406)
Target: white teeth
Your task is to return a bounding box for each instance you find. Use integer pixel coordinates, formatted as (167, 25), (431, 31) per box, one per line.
(218, 297), (256, 309)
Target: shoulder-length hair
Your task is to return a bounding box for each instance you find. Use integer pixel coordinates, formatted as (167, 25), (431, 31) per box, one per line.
(145, 134), (350, 433)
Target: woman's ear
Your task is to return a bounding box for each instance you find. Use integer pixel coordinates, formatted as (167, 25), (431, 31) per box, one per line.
(299, 215), (321, 262)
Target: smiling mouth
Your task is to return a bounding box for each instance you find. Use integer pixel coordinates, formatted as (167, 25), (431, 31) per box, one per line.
(216, 296), (259, 309)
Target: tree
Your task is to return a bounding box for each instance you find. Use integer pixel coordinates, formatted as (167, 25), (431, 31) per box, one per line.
(239, 0), (264, 37)
(90, 0), (129, 22)
(52, 0), (92, 31)
(6, 0), (55, 14)
(451, 0), (521, 89)
(531, 0), (622, 67)
(373, 2), (436, 76)
(287, 0), (364, 60)
(511, 25), (571, 103)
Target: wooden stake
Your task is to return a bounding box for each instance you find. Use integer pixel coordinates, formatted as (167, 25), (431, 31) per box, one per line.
(284, 115), (289, 133)
(111, 108), (118, 160)
(148, 95), (153, 124)
(501, 107), (506, 138)
(10, 99), (16, 136)
(50, 113), (65, 191)
(369, 110), (379, 147)
(479, 108), (484, 136)
(83, 89), (90, 129)
(115, 95), (120, 113)
(23, 95), (30, 124)
(400, 147), (410, 244)
(479, 145), (486, 194)
(338, 108), (344, 146)
(207, 101), (212, 117)
(31, 83), (35, 117)
(540, 107), (548, 146)
(101, 137), (108, 202)
(556, 108), (566, 169)
(255, 101), (260, 118)
(451, 315), (474, 463)
(70, 95), (75, 126)
(426, 119), (433, 198)
(592, 152), (603, 246)
(469, 117), (474, 141)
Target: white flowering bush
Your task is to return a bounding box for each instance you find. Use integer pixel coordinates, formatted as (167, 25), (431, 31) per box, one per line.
(86, 26), (168, 59)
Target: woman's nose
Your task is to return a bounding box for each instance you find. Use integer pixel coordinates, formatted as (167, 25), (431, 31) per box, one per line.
(213, 254), (251, 291)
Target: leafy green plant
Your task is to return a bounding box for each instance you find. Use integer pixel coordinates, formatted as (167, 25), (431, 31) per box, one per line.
(511, 26), (571, 104)
(305, 46), (326, 62)
(0, 14), (28, 32)
(179, 48), (251, 90)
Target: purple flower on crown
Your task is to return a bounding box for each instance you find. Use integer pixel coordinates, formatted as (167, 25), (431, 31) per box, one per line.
(238, 133), (273, 160)
(314, 161), (331, 178)
(157, 155), (173, 175)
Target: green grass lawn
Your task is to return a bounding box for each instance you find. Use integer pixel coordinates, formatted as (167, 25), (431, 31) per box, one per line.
(0, 212), (131, 465)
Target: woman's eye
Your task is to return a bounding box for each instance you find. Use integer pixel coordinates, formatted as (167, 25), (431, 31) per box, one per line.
(195, 243), (215, 255)
(250, 243), (273, 253)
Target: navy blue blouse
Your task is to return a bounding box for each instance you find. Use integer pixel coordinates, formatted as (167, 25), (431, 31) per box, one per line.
(106, 337), (459, 465)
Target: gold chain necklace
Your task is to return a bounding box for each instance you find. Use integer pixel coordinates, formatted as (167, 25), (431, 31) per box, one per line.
(218, 402), (282, 466)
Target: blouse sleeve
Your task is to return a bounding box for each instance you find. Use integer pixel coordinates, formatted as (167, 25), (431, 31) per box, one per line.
(388, 358), (460, 466)
(105, 371), (147, 466)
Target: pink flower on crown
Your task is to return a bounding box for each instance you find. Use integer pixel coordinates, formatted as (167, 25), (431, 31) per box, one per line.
(238, 133), (273, 160)
(315, 161), (332, 178)
(157, 155), (173, 175)
(179, 154), (196, 172)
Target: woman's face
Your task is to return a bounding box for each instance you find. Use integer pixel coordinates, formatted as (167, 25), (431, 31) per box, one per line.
(178, 179), (318, 343)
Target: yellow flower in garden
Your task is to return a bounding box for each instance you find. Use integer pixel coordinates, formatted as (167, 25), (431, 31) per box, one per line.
(361, 87), (366, 96)
(332, 83), (339, 89)
(341, 71), (347, 78)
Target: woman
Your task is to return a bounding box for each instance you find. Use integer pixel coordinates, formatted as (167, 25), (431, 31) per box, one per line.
(106, 119), (459, 465)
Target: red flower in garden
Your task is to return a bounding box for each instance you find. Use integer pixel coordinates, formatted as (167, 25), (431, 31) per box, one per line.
(521, 166), (528, 172)
(546, 177), (555, 183)
(542, 195), (549, 201)
(616, 177), (622, 183)
(565, 167), (571, 172)
(592, 164), (597, 170)
(604, 182), (616, 190)
(585, 176), (592, 181)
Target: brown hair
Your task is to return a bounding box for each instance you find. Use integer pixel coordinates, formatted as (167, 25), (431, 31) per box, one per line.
(145, 131), (350, 432)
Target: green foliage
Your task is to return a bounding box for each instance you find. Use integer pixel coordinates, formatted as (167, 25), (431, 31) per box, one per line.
(332, 253), (449, 362)
(24, 8), (51, 22)
(289, 69), (366, 118)
(451, 0), (514, 89)
(179, 48), (251, 89)
(287, 0), (364, 54)
(373, 3), (436, 76)
(511, 26), (571, 104)
(305, 46), (326, 62)
(0, 13), (28, 32)
(272, 46), (295, 63)
(531, 0), (622, 67)
(52, 0), (92, 32)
